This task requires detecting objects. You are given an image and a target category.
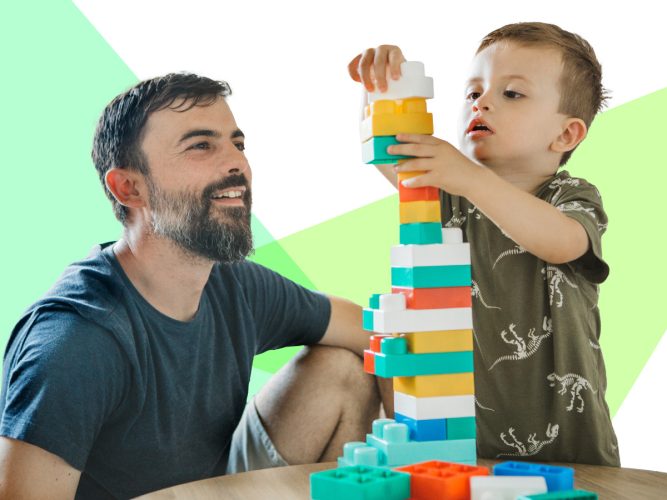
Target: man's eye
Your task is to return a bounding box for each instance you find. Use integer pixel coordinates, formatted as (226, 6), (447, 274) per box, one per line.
(504, 90), (523, 99)
(189, 142), (210, 150)
(235, 142), (246, 152)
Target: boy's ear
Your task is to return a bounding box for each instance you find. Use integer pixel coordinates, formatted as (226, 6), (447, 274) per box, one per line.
(550, 117), (587, 154)
(105, 167), (148, 211)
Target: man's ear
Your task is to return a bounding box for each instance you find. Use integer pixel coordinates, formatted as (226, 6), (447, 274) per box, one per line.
(105, 168), (147, 210)
(550, 117), (588, 154)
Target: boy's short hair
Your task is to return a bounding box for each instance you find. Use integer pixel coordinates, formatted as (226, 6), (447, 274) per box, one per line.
(92, 73), (232, 224)
(477, 22), (608, 166)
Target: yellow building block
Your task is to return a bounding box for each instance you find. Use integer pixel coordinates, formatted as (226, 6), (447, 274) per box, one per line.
(394, 372), (475, 397)
(404, 330), (473, 353)
(360, 98), (433, 141)
(399, 200), (441, 224)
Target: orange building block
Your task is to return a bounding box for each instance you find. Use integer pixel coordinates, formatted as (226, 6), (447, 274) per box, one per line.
(363, 350), (375, 374)
(370, 334), (393, 353)
(392, 286), (472, 309)
(394, 461), (489, 500)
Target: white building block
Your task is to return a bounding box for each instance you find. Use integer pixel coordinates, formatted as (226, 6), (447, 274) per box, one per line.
(367, 307), (473, 333)
(470, 476), (547, 500)
(394, 393), (475, 420)
(390, 242), (471, 268)
(379, 293), (406, 311)
(442, 227), (463, 244)
(366, 61), (434, 102)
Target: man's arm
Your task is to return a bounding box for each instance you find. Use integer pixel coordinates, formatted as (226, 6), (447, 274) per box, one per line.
(0, 437), (80, 499)
(318, 295), (394, 417)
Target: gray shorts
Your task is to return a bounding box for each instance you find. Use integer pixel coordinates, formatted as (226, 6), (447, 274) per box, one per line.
(225, 397), (288, 474)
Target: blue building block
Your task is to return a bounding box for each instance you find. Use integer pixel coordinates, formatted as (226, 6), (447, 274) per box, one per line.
(311, 465), (410, 500)
(394, 413), (447, 441)
(517, 491), (598, 500)
(372, 350), (473, 377)
(400, 223), (442, 245)
(494, 461), (574, 492)
(362, 136), (411, 164)
(391, 265), (472, 288)
(447, 416), (477, 439)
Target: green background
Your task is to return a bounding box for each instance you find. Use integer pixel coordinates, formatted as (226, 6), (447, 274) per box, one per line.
(2, 0), (665, 417)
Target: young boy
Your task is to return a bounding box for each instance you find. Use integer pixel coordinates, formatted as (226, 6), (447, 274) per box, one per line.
(348, 22), (620, 466)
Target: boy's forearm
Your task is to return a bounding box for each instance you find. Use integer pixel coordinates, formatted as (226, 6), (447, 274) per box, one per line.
(464, 167), (589, 264)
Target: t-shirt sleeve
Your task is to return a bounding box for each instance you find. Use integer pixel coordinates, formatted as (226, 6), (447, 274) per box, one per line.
(550, 178), (610, 284)
(0, 307), (127, 470)
(235, 262), (332, 353)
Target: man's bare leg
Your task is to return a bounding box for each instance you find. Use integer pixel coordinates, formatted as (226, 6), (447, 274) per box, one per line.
(254, 345), (381, 464)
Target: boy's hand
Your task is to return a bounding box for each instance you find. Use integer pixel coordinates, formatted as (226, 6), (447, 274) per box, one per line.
(390, 134), (482, 197)
(347, 45), (406, 92)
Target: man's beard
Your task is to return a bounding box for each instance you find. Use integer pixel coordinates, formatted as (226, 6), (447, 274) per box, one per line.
(146, 174), (254, 263)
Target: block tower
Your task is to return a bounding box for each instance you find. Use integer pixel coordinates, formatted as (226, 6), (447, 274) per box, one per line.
(339, 62), (477, 468)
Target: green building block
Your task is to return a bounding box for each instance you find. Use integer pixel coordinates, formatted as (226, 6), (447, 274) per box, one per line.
(391, 265), (472, 288)
(446, 416), (476, 439)
(311, 465), (410, 500)
(368, 293), (381, 309)
(363, 309), (375, 331)
(380, 336), (407, 355)
(517, 491), (598, 500)
(372, 350), (473, 377)
(399, 223), (442, 244)
(361, 136), (411, 164)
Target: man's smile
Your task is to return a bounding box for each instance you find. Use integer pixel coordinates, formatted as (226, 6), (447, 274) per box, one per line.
(210, 186), (247, 207)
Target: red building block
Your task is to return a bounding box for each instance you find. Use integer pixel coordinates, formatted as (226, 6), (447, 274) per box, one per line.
(370, 334), (393, 353)
(394, 461), (489, 500)
(364, 350), (376, 374)
(392, 286), (472, 309)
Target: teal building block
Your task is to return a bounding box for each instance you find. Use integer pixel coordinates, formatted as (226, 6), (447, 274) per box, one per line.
(380, 336), (407, 355)
(372, 350), (473, 377)
(311, 465), (410, 500)
(369, 293), (381, 309)
(338, 442), (381, 467)
(517, 491), (598, 500)
(361, 136), (411, 164)
(447, 416), (477, 439)
(363, 309), (375, 331)
(400, 223), (442, 245)
(391, 265), (472, 288)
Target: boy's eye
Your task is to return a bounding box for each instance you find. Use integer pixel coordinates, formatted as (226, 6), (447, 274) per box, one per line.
(466, 91), (482, 101)
(504, 90), (523, 99)
(235, 142), (246, 152)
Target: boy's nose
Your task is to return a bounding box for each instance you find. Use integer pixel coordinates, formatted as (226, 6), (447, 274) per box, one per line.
(472, 93), (492, 113)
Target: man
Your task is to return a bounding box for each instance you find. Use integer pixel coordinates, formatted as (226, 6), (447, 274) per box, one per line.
(0, 73), (389, 499)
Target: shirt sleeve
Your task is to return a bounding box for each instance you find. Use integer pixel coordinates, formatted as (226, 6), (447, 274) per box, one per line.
(0, 307), (128, 470)
(234, 262), (332, 353)
(551, 178), (610, 284)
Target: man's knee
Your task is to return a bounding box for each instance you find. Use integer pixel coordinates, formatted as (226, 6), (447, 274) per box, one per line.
(294, 345), (372, 389)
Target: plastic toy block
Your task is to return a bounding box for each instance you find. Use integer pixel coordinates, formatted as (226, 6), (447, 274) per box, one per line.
(403, 330), (474, 353)
(364, 350), (376, 374)
(442, 227), (464, 243)
(310, 465), (410, 500)
(391, 265), (472, 288)
(360, 98), (433, 142)
(369, 334), (393, 353)
(470, 476), (547, 500)
(446, 416), (477, 439)
(368, 350), (473, 378)
(369, 293), (382, 309)
(363, 307), (473, 333)
(363, 309), (374, 331)
(362, 136), (412, 164)
(493, 462), (574, 492)
(398, 171), (440, 202)
(365, 419), (477, 466)
(392, 286), (472, 309)
(379, 293), (406, 311)
(394, 461), (489, 500)
(399, 200), (441, 224)
(400, 223), (443, 244)
(339, 442), (381, 467)
(391, 243), (471, 268)
(394, 392), (475, 420)
(380, 336), (408, 355)
(517, 491), (598, 500)
(394, 372), (475, 397)
(395, 413), (447, 441)
(366, 61), (434, 103)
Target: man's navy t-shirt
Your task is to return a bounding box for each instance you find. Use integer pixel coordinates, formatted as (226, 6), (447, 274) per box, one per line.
(0, 243), (331, 498)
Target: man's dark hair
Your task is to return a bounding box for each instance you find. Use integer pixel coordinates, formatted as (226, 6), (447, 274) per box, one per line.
(92, 73), (232, 224)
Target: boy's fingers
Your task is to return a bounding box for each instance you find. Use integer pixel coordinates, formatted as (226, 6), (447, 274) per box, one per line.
(388, 143), (435, 158)
(373, 47), (389, 92)
(358, 49), (376, 91)
(396, 133), (442, 145)
(394, 158), (429, 173)
(400, 172), (431, 188)
(388, 47), (406, 79)
(347, 54), (363, 82)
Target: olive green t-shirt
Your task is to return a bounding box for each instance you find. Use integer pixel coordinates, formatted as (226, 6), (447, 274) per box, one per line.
(441, 169), (620, 466)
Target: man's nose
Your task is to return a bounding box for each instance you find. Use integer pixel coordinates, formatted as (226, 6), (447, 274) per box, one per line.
(220, 144), (249, 175)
